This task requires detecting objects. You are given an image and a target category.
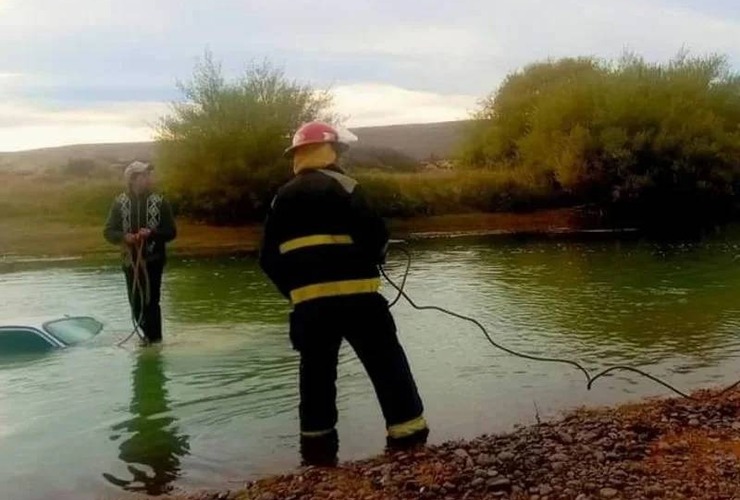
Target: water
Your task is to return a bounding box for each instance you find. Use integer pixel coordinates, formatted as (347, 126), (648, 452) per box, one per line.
(2, 235), (740, 499)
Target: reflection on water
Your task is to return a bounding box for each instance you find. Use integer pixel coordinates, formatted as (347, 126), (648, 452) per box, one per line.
(103, 348), (190, 495)
(3, 234), (740, 499)
(166, 257), (289, 325)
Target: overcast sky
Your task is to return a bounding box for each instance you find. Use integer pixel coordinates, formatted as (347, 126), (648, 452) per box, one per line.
(0, 0), (738, 151)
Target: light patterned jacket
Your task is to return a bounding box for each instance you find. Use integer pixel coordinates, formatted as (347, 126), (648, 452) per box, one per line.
(103, 191), (177, 266)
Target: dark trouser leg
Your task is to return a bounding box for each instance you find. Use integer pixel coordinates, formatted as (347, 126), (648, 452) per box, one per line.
(291, 308), (342, 466)
(344, 295), (428, 449)
(142, 260), (164, 343)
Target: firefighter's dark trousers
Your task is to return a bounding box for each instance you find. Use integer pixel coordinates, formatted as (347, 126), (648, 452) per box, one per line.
(289, 293), (428, 465)
(124, 259), (165, 344)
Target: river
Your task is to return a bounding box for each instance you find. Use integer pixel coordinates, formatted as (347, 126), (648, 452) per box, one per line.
(2, 234), (740, 499)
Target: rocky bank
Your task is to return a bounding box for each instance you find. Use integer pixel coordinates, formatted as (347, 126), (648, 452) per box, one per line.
(173, 387), (740, 500)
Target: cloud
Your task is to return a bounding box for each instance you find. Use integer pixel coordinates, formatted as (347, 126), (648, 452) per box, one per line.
(333, 84), (478, 127)
(0, 0), (739, 149)
(0, 84), (475, 151)
(0, 101), (167, 151)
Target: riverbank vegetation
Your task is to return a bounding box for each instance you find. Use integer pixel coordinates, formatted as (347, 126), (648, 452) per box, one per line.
(152, 50), (740, 230)
(151, 52), (569, 224)
(0, 163), (584, 258)
(462, 52), (740, 231)
(3, 50), (739, 245)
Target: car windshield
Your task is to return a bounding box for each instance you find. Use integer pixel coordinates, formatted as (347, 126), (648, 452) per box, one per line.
(43, 317), (103, 346)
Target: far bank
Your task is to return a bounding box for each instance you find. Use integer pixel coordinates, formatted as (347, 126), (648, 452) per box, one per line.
(1, 208), (614, 261)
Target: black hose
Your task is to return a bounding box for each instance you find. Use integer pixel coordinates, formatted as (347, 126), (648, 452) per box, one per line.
(381, 245), (739, 401)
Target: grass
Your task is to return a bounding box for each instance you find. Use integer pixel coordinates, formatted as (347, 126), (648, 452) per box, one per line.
(358, 168), (557, 217)
(0, 169), (583, 259)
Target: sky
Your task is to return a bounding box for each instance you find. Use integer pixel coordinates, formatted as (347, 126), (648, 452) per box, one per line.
(0, 0), (738, 151)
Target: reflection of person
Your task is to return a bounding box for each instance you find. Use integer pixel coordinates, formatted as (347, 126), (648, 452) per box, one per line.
(259, 122), (429, 466)
(102, 349), (189, 495)
(103, 161), (177, 344)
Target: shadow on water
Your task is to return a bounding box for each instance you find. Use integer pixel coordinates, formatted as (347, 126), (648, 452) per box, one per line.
(102, 348), (190, 496)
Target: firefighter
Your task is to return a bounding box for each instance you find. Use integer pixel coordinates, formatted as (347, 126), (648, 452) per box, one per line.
(259, 122), (429, 466)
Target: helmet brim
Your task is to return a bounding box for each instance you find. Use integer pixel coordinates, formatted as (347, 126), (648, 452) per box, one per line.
(283, 140), (350, 158)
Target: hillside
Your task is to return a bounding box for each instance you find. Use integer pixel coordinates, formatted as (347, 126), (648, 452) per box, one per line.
(0, 120), (472, 173)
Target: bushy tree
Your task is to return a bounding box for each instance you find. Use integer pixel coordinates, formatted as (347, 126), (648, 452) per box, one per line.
(156, 52), (335, 224)
(462, 52), (740, 228)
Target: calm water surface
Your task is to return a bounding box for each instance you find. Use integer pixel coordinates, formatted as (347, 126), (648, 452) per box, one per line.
(2, 235), (740, 499)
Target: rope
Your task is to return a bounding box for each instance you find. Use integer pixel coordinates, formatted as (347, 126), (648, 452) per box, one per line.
(116, 238), (150, 347)
(381, 245), (740, 401)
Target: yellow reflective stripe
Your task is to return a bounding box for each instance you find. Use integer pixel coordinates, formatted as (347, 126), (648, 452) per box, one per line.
(387, 416), (428, 439)
(279, 234), (354, 254)
(301, 429), (334, 438)
(290, 278), (380, 304)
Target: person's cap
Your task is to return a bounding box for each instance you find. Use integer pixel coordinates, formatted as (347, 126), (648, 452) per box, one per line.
(124, 161), (152, 183)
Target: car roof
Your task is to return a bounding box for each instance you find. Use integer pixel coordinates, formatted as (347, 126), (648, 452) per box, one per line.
(1, 315), (95, 331)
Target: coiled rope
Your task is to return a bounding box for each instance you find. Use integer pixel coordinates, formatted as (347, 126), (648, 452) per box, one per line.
(116, 239), (150, 347)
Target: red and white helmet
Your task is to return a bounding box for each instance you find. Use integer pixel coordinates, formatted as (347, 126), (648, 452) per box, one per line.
(284, 121), (358, 156)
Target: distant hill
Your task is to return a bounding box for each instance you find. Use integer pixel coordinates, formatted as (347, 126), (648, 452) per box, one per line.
(350, 121), (471, 161)
(0, 120), (472, 173)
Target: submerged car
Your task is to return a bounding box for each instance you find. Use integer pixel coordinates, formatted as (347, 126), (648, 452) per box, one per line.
(0, 316), (104, 354)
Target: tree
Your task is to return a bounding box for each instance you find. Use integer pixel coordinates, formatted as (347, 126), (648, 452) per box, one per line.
(461, 52), (740, 230)
(155, 51), (336, 224)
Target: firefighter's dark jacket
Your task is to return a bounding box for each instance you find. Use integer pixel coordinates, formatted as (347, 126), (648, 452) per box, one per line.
(259, 165), (389, 305)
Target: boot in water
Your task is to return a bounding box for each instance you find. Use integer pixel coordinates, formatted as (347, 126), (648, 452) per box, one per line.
(300, 429), (339, 467)
(386, 427), (430, 452)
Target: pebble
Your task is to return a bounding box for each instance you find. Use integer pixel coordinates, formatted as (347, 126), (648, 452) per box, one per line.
(559, 432), (575, 444)
(645, 485), (664, 498)
(552, 461), (566, 472)
(487, 477), (512, 492)
(225, 390), (740, 500)
(600, 488), (619, 498)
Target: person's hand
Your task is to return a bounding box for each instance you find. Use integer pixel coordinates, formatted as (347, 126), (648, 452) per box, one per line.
(124, 233), (138, 245)
(138, 228), (152, 239)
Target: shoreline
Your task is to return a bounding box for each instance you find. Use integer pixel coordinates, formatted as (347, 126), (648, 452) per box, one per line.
(164, 386), (740, 500)
(1, 208), (624, 263)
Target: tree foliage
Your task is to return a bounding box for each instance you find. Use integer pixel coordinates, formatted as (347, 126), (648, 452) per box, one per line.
(462, 52), (740, 229)
(155, 52), (335, 223)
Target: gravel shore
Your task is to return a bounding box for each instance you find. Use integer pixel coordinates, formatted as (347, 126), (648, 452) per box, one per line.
(173, 387), (740, 500)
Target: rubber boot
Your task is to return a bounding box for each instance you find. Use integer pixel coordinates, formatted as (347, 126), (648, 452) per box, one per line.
(386, 427), (430, 452)
(300, 430), (339, 467)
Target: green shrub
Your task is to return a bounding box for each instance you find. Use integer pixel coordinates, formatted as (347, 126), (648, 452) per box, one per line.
(155, 52), (335, 224)
(461, 51), (740, 227)
(357, 169), (557, 218)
